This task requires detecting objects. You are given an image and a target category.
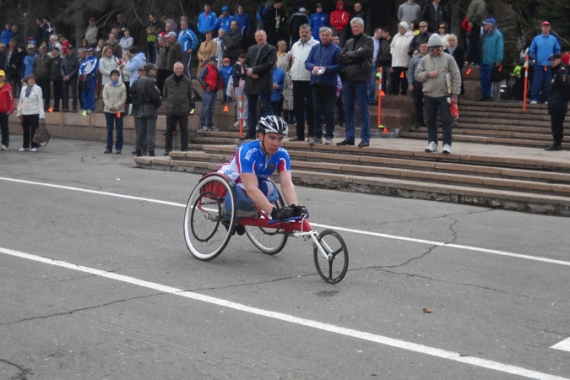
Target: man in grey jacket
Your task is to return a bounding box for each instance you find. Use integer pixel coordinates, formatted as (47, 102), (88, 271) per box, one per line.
(162, 62), (193, 155)
(415, 34), (461, 154)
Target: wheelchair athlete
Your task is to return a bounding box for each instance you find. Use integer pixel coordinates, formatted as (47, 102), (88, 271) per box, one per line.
(217, 115), (309, 232)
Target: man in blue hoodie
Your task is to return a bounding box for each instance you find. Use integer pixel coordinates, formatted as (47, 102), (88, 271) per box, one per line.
(529, 21), (561, 104)
(305, 27), (341, 146)
(198, 3), (217, 37)
(178, 18), (199, 78)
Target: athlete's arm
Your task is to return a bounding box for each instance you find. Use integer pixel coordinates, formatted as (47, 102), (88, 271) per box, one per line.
(240, 172), (276, 216)
(278, 170), (298, 206)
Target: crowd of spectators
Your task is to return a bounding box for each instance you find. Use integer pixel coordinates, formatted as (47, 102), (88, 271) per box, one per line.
(1, 0), (568, 154)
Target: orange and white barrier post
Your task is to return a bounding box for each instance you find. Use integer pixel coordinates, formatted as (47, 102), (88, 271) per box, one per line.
(238, 94), (243, 138)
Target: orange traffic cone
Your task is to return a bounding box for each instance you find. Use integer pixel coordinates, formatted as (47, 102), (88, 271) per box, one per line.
(223, 104), (229, 112)
(48, 107), (53, 113)
(400, 71), (405, 79)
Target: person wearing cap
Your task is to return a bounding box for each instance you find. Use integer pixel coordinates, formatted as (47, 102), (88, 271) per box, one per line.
(23, 44), (37, 81)
(214, 6), (233, 34)
(0, 69), (15, 150)
(544, 53), (570, 151)
(289, 7), (310, 46)
(198, 3), (218, 36)
(78, 46), (99, 113)
(198, 56), (223, 132)
(478, 17), (503, 102)
(61, 44), (79, 112)
(416, 33), (461, 154)
(85, 17), (98, 46)
(134, 63), (161, 156)
(309, 3), (329, 42)
(398, 0), (421, 26)
(529, 21), (561, 105)
(165, 32), (182, 78)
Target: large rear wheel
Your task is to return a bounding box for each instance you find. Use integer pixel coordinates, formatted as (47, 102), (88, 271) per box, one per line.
(183, 174), (236, 261)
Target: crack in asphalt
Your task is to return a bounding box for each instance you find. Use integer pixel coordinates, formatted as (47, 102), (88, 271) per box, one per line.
(0, 358), (34, 379)
(1, 293), (162, 326)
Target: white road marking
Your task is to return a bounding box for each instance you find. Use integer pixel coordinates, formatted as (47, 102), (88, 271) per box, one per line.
(2, 176), (569, 268)
(0, 246), (567, 380)
(552, 337), (570, 352)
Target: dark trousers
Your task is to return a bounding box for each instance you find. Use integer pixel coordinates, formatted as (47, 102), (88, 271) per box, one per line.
(467, 25), (481, 64)
(292, 80), (313, 140)
(22, 114), (40, 149)
(52, 80), (62, 110)
(147, 42), (157, 63)
(105, 112), (124, 152)
(0, 113), (9, 147)
(425, 95), (452, 146)
(165, 114), (189, 152)
(37, 77), (50, 109)
(391, 67), (408, 95)
(411, 80), (424, 124)
(312, 84), (336, 139)
(271, 99), (283, 118)
(136, 116), (157, 154)
(550, 109), (566, 146)
(246, 93), (272, 137)
(62, 76), (77, 110)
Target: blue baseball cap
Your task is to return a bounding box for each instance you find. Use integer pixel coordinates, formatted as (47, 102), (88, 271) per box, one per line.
(483, 18), (496, 25)
(221, 5), (229, 12)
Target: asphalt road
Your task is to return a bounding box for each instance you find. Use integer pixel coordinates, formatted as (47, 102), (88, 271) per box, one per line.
(1, 137), (569, 380)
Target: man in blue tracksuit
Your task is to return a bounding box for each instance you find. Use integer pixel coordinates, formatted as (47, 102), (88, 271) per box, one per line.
(78, 47), (98, 113)
(529, 21), (561, 104)
(178, 18), (199, 78)
(309, 3), (329, 42)
(197, 4), (217, 36)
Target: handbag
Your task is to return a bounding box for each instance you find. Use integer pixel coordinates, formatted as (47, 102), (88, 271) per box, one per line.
(33, 120), (51, 146)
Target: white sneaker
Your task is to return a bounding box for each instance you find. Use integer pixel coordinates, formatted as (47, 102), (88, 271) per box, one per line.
(200, 126), (208, 131)
(1, 144), (7, 151)
(233, 121), (240, 128)
(442, 144), (451, 154)
(18, 147), (29, 152)
(208, 126), (220, 131)
(530, 100), (537, 105)
(324, 138), (333, 145)
(425, 141), (437, 153)
(31, 148), (38, 152)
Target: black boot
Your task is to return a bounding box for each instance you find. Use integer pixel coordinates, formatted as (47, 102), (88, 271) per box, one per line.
(136, 150), (142, 157)
(149, 150), (155, 156)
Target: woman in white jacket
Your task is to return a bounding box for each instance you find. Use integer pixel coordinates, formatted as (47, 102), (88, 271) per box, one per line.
(390, 21), (414, 95)
(102, 70), (127, 154)
(99, 46), (121, 87)
(17, 74), (45, 152)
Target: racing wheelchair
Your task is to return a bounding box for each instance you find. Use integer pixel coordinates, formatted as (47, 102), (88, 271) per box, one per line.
(183, 173), (349, 284)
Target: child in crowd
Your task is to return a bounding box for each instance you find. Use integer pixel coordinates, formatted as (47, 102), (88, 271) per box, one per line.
(220, 57), (234, 103)
(509, 57), (524, 101)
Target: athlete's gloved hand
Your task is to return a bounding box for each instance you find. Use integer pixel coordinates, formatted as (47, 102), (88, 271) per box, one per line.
(271, 205), (297, 220)
(295, 205), (309, 217)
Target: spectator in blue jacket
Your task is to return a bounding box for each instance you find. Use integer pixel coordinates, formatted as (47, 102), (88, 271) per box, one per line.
(1, 24), (12, 46)
(309, 3), (329, 42)
(214, 6), (233, 34)
(233, 6), (251, 36)
(529, 21), (561, 104)
(478, 18), (503, 101)
(271, 64), (285, 117)
(198, 3), (217, 36)
(305, 26), (341, 146)
(178, 18), (199, 78)
(220, 57), (234, 102)
(23, 44), (37, 80)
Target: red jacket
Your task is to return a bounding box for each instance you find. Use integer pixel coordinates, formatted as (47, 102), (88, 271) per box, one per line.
(330, 0), (350, 32)
(0, 83), (14, 114)
(198, 63), (223, 92)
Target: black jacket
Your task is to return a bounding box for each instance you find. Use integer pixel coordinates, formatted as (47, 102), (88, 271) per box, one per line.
(163, 74), (193, 116)
(548, 63), (570, 113)
(339, 33), (374, 83)
(244, 43), (277, 95)
(222, 30), (242, 61)
(420, 2), (448, 33)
